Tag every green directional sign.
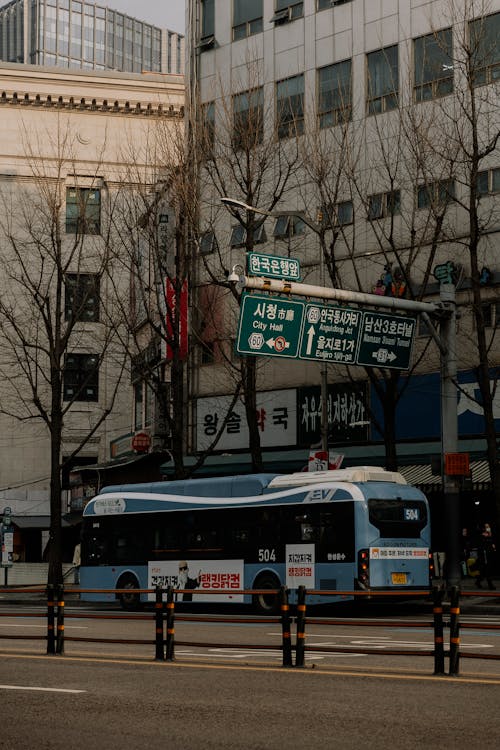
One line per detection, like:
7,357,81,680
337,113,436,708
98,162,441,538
357,311,416,370
298,303,362,364
247,252,301,281
236,293,305,358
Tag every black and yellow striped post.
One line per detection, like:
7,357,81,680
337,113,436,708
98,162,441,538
155,586,164,660
295,585,306,668
46,584,56,655
432,586,445,675
280,586,292,667
165,586,175,661
449,586,460,676
56,584,65,655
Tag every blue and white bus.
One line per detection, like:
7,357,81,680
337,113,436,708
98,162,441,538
80,466,431,612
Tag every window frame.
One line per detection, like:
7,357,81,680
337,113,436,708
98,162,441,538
64,273,100,322
414,28,454,102
233,0,263,40
276,74,305,139
477,167,500,196
65,186,101,235
417,179,455,209
367,190,401,220
232,87,264,149
273,214,306,239
63,353,99,402
272,2,303,24
366,45,399,115
469,12,500,86
317,59,352,128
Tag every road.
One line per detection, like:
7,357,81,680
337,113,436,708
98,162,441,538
1,650,500,750
0,600,500,675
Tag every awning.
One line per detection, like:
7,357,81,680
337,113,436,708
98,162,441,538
399,460,491,490
11,515,73,529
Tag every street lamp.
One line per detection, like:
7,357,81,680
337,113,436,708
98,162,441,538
221,196,329,454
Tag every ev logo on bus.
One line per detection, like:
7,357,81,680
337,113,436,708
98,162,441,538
304,489,337,502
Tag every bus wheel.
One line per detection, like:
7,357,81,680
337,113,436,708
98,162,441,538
253,573,281,615
117,574,141,611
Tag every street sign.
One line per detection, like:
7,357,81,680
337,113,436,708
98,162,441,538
247,252,301,281
298,303,362,364
236,293,305,357
356,311,416,370
235,294,416,371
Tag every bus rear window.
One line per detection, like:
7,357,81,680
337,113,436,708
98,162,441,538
368,499,427,538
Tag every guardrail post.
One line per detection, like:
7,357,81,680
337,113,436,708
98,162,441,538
155,586,164,660
295,586,306,668
432,586,445,675
46,584,56,655
165,586,175,661
449,586,460,676
56,584,65,655
280,586,292,667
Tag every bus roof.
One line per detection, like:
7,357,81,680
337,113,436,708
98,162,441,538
96,466,406,501
268,467,407,488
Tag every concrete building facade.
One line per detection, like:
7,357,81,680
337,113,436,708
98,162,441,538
0,62,184,561
185,1,500,536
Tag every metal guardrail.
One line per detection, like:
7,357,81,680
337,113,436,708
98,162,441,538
0,584,499,675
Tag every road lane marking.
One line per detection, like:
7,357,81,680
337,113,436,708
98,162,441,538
0,684,85,693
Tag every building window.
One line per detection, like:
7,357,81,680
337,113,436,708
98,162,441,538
368,190,401,220
233,87,264,149
233,0,263,40
276,74,304,139
318,59,352,128
200,231,218,255
318,0,352,8
272,2,303,23
417,179,455,209
201,0,215,38
66,187,101,234
202,101,215,150
319,201,353,226
64,353,99,402
134,380,153,430
366,45,398,114
470,12,500,86
479,301,500,329
477,167,500,195
230,223,266,247
273,214,306,239
65,273,100,322
414,29,453,102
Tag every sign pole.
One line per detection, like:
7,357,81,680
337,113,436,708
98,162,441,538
439,282,461,588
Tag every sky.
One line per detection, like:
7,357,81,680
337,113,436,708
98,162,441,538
105,1,186,34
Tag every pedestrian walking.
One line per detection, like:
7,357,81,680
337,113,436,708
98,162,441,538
475,523,496,590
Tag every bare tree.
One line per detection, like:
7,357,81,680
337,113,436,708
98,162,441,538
193,60,302,470
0,120,129,584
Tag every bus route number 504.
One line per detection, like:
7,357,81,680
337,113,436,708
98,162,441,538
258,549,276,562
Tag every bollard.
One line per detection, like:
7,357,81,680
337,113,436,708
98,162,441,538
295,585,306,668
155,586,164,660
46,584,56,655
280,586,293,667
165,586,175,661
449,586,460,676
432,586,445,675
56,584,65,655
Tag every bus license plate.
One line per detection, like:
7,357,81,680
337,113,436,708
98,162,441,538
391,572,407,585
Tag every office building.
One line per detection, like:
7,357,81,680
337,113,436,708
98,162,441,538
0,0,184,74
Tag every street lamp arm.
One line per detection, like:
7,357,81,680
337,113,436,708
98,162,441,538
220,198,321,232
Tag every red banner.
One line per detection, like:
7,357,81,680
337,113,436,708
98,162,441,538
165,279,188,361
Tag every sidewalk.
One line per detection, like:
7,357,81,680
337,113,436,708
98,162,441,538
435,575,500,615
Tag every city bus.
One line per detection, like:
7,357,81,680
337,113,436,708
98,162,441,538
80,466,432,612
